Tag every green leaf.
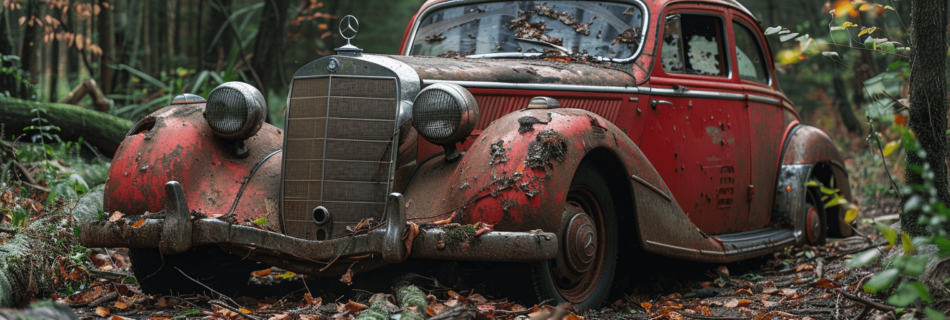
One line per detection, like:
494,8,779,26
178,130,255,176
806,180,820,187
887,281,921,306
845,206,859,223
764,26,784,35
925,307,946,320
780,33,800,42
820,186,839,195
123,277,137,284
278,271,297,279
888,60,908,70
847,249,881,268
912,281,932,302
115,64,167,88
904,255,929,277
863,268,898,293
934,236,950,257
879,42,896,54
875,221,898,246
842,21,858,28
253,216,267,226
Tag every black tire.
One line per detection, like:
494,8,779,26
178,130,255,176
804,188,828,246
130,245,280,297
531,161,618,310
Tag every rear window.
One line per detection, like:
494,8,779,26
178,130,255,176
733,21,770,84
660,14,729,77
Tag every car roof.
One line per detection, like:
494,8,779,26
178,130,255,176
418,0,758,22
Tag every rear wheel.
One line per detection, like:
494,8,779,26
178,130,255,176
804,188,827,245
532,162,618,310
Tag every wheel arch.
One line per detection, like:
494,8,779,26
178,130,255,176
776,125,854,238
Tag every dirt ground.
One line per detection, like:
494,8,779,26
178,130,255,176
62,200,909,320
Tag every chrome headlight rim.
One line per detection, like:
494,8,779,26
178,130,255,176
411,83,479,146
204,81,267,141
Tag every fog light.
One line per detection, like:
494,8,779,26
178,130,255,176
204,82,266,141
412,83,479,161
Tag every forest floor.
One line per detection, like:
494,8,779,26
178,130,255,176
58,198,905,320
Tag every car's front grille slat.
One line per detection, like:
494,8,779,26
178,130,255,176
282,76,398,239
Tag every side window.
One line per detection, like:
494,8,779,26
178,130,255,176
732,22,769,84
661,14,728,77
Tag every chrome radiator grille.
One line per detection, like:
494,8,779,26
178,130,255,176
282,76,398,240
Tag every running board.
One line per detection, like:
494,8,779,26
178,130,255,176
713,228,797,256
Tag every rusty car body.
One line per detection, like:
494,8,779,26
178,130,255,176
80,0,853,308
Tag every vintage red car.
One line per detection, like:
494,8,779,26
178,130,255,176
80,0,854,309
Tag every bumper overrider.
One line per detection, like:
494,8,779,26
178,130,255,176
80,181,558,273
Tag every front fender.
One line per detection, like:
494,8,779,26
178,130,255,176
404,108,724,261
104,103,284,231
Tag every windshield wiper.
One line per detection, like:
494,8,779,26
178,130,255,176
513,37,573,54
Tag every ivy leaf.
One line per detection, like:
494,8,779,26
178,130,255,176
882,141,900,156
887,281,921,306
875,221,898,246
779,33,800,42
863,269,898,293
764,26,784,35
847,249,881,268
900,232,916,255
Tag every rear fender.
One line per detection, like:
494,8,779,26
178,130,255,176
773,125,853,238
104,103,284,230
404,108,724,259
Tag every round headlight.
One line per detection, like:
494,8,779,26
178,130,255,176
204,82,266,140
411,83,479,146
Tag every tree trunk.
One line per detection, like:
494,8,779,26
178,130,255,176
0,97,133,157
0,5,20,98
113,0,142,94
832,76,861,134
98,0,116,94
902,0,950,236
202,0,233,72
66,5,79,89
22,0,39,86
251,0,291,94
49,38,59,102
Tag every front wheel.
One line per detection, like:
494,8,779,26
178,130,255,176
531,162,618,310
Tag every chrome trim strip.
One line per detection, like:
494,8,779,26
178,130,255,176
646,240,700,254
424,79,642,94
423,79,784,106
631,175,671,202
403,0,650,63
747,94,780,105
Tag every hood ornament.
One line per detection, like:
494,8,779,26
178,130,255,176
335,15,363,56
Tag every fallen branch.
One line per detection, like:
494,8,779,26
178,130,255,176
60,79,110,112
838,290,895,313
174,267,242,309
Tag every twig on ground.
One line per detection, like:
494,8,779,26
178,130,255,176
838,290,895,313
851,306,871,320
672,312,747,320
174,267,241,308
210,300,262,320
88,292,118,307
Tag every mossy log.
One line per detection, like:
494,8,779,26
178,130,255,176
0,301,78,319
395,275,429,320
0,214,80,307
0,97,133,157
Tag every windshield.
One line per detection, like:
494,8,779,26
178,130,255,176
409,1,646,61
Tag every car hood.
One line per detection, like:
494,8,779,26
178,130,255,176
387,55,637,88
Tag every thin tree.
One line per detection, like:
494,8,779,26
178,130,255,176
98,0,116,94
902,0,950,236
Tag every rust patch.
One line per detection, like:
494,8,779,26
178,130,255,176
425,33,446,43
517,116,548,134
489,140,509,165
611,28,641,46
525,129,567,169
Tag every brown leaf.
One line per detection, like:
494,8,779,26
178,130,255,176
132,219,146,228
469,293,487,305
268,313,292,320
790,288,813,299
404,221,419,255
343,301,367,313
431,211,457,226
114,301,128,310
701,306,712,316
779,288,797,297
762,300,779,308
641,302,652,313
252,268,272,277
717,265,730,276
340,267,353,286
95,306,110,317
473,223,494,237
761,281,778,294
795,264,814,272
108,211,124,222
733,288,754,295
815,278,841,289
564,313,584,320
723,299,751,308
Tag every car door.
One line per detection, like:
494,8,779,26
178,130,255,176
639,6,752,235
730,14,784,229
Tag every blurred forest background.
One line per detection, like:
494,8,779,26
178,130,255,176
0,0,947,204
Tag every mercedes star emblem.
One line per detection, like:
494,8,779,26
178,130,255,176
340,15,359,43
327,57,340,73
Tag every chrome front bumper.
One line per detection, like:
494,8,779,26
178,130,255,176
80,181,558,272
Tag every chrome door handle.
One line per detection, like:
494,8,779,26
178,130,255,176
651,99,673,110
